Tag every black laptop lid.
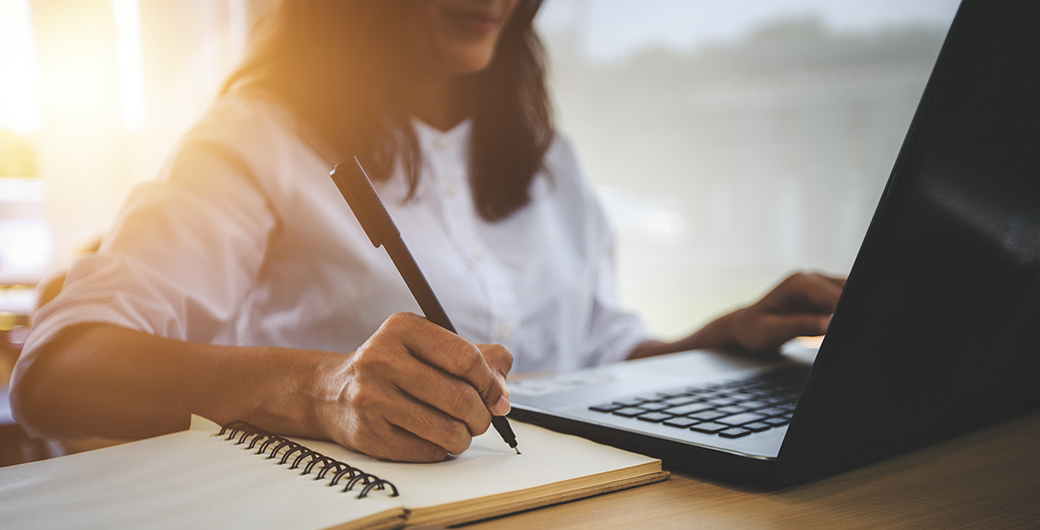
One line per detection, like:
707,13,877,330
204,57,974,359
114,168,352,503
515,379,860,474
776,0,1040,484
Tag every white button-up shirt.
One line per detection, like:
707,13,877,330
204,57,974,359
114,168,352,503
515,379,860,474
14,94,649,403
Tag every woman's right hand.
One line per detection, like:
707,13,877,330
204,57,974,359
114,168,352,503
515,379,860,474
11,315,510,463
314,312,513,462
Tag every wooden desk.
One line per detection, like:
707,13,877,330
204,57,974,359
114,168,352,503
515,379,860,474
464,409,1040,529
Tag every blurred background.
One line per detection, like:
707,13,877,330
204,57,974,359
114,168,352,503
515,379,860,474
0,0,960,353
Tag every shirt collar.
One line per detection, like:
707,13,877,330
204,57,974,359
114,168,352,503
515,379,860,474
412,118,472,161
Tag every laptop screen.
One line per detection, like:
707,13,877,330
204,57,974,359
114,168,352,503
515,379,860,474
778,0,1040,483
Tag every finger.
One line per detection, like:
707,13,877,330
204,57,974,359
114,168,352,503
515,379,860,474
388,352,492,436
323,383,452,462
384,425,451,462
821,274,848,289
383,391,474,456
477,343,513,401
750,313,831,352
783,273,845,313
804,273,845,309
382,313,509,416
348,419,450,463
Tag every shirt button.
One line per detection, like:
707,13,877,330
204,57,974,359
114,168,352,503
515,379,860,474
472,251,485,262
496,325,513,342
435,137,449,151
445,184,459,197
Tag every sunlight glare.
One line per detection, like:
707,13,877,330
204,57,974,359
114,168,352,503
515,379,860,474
112,0,146,132
0,0,43,135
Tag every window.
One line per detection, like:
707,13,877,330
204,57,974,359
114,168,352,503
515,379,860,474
537,0,960,335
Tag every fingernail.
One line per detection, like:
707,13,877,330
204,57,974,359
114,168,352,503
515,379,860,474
492,395,511,416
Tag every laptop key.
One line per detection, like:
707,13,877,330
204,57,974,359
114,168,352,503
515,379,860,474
690,410,728,422
717,413,768,426
756,407,788,417
743,422,771,432
662,417,700,428
719,428,752,438
662,403,715,416
661,396,701,407
737,400,770,410
764,417,790,426
638,402,672,412
726,392,758,402
690,422,729,434
707,397,740,406
636,412,673,423
589,403,624,413
691,392,723,401
612,407,646,418
613,399,648,407
716,405,750,415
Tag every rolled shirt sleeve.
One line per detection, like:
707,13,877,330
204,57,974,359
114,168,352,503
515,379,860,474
12,95,653,437
12,97,280,432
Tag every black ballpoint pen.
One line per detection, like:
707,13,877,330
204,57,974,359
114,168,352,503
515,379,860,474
330,156,520,455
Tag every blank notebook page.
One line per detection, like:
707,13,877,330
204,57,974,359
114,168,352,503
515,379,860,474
0,418,405,530
298,418,663,526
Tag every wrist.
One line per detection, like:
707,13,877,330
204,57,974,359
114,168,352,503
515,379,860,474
197,346,337,440
687,310,745,352
266,348,349,440
302,349,354,441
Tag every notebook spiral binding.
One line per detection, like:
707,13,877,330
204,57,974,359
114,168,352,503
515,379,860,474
217,420,399,499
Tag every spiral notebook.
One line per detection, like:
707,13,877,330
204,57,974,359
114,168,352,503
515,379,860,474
0,415,666,530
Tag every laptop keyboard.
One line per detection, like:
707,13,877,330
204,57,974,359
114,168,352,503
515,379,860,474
588,365,810,439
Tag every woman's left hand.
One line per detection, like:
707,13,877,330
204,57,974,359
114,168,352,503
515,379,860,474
629,271,846,359
720,272,846,354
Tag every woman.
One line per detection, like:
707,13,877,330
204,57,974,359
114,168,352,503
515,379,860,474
10,0,844,462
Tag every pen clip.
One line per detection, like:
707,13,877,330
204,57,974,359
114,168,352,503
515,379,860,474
330,157,398,249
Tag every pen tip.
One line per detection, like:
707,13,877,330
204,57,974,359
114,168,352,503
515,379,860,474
513,447,521,455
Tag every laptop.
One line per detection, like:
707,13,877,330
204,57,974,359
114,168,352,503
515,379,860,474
508,0,1040,485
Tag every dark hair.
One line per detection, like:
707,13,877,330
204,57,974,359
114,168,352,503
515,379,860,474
222,0,553,221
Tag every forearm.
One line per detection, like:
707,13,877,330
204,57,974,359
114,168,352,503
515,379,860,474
628,311,742,360
628,272,844,360
12,323,342,441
